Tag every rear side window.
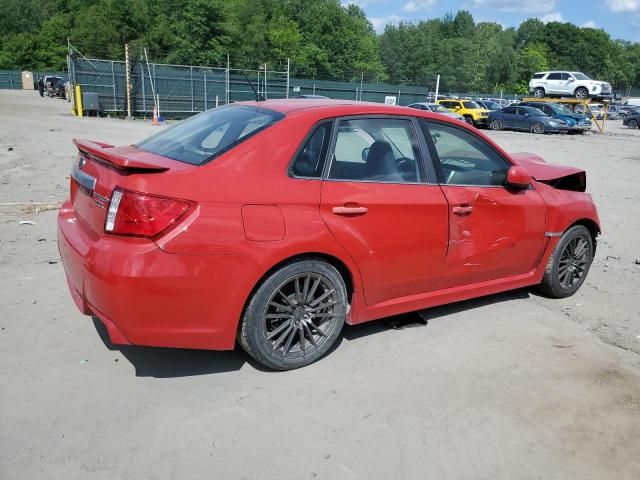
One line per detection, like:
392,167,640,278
532,73,545,79
547,72,562,80
136,105,284,165
503,107,516,114
290,122,332,178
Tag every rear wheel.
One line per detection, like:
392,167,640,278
628,119,638,129
531,122,545,134
533,87,545,98
574,87,589,100
538,225,594,298
490,119,503,131
239,259,347,370
464,116,474,126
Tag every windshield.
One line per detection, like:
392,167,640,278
463,101,481,109
136,105,284,165
484,101,500,110
432,105,450,113
548,104,572,115
572,73,591,80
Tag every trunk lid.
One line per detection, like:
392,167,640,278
69,139,182,238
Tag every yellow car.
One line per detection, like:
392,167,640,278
436,99,490,127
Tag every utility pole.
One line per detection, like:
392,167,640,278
125,43,132,118
434,74,440,103
359,72,364,101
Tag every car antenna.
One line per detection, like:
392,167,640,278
242,72,265,102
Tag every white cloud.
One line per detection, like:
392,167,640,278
539,12,564,23
467,0,555,14
581,20,598,28
369,14,404,33
403,0,437,13
605,0,640,12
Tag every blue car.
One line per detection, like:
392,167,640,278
488,105,569,134
520,102,592,133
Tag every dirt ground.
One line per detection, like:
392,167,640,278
1,90,639,479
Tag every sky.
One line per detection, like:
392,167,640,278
344,0,640,42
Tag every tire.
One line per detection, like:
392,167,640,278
531,122,545,134
533,87,545,98
574,87,589,100
239,259,348,370
464,116,474,126
628,119,638,129
490,119,503,131
538,225,594,298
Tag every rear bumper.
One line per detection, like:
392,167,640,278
57,201,262,350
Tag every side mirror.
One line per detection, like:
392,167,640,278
506,166,532,189
361,147,370,162
568,77,575,82
523,112,530,117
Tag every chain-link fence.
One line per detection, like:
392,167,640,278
0,70,67,90
4,59,639,115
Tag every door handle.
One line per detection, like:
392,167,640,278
332,206,368,215
452,205,474,215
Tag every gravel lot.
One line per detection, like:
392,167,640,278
1,90,639,479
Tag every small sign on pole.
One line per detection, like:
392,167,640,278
293,86,300,93
384,96,397,105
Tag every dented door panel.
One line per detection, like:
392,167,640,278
437,185,546,289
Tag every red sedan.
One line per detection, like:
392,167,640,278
58,100,600,370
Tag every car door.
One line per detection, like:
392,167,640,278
421,120,546,289
500,106,518,129
320,116,449,305
545,72,563,94
513,107,533,130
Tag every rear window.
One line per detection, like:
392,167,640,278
136,105,284,165
463,101,481,109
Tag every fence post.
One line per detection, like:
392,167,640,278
111,61,117,113
286,58,290,99
204,71,208,110
226,54,230,104
398,89,401,105
190,66,194,112
140,62,146,113
125,43,132,118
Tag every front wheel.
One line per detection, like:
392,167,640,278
531,122,545,134
538,225,594,298
239,259,348,370
628,119,639,129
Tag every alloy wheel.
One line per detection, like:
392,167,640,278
534,88,545,98
557,235,590,289
532,122,545,134
490,120,503,130
262,273,341,359
575,88,588,100
629,119,638,129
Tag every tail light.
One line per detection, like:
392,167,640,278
105,188,192,238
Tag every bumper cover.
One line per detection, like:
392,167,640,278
57,202,261,350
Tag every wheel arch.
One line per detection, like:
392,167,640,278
237,252,358,335
568,218,600,251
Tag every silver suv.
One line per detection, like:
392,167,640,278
529,71,612,100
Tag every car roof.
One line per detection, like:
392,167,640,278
236,99,434,116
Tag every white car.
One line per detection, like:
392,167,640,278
529,71,612,100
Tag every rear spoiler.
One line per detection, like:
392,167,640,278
73,139,169,172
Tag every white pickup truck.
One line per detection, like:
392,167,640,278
529,71,612,100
